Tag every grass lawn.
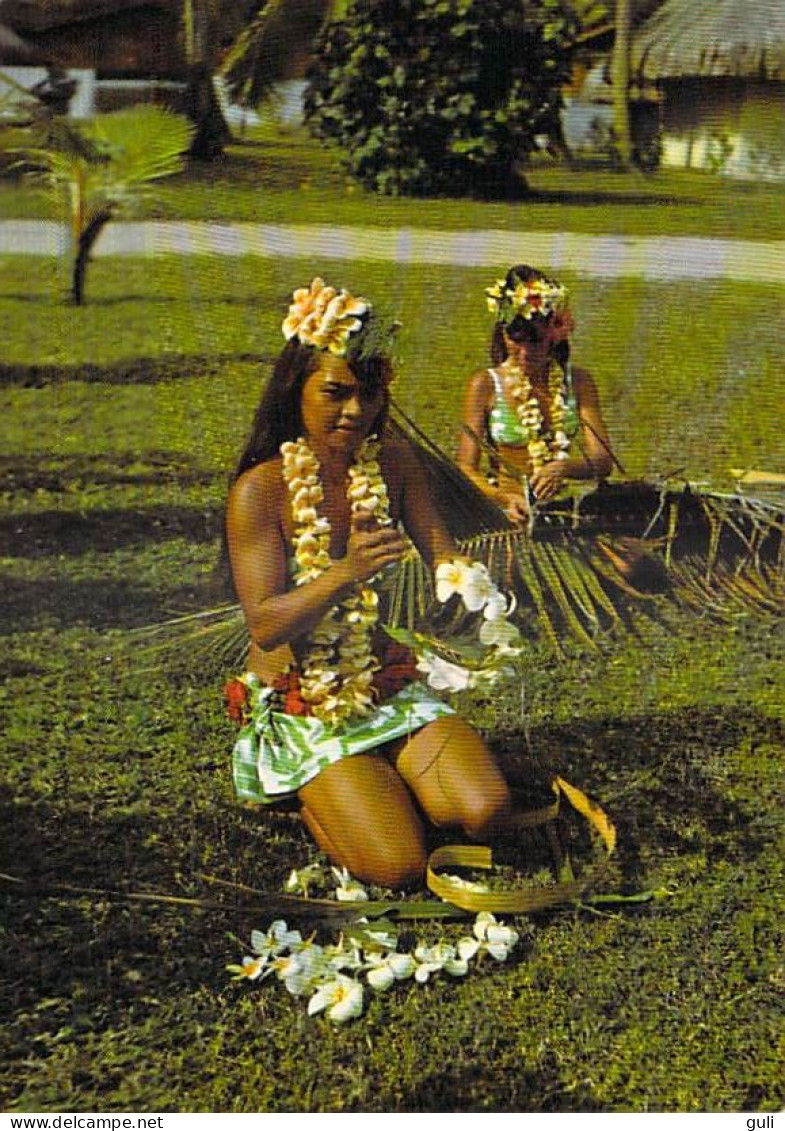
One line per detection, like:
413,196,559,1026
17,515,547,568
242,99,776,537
1,251,783,1112
1,126,785,240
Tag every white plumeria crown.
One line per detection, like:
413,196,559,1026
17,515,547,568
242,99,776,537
485,273,568,324
282,277,370,357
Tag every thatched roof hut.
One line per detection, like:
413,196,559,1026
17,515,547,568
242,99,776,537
0,0,184,73
632,0,785,81
630,0,785,181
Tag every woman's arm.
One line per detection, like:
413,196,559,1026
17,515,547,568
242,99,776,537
529,367,614,501
574,368,614,479
390,437,458,567
457,370,529,522
226,462,408,651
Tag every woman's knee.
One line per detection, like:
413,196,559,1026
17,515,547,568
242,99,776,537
460,783,512,839
353,840,428,890
399,715,512,836
301,803,427,888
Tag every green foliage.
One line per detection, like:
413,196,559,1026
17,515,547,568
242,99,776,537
304,0,576,197
18,106,195,226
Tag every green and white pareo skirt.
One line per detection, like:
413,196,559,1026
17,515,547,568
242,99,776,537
231,674,454,804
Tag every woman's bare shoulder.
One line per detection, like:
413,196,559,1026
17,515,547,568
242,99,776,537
571,364,599,397
228,458,285,517
467,367,493,393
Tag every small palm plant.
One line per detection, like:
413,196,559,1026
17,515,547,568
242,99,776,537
15,104,194,304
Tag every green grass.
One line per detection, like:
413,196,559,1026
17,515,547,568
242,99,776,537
2,127,785,239
1,253,784,1112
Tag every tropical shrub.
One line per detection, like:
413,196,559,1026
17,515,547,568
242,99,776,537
304,0,575,197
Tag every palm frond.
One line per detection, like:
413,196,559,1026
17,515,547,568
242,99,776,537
83,107,195,194
218,0,333,108
124,414,784,671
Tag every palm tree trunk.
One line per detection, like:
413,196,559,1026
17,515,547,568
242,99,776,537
611,0,633,168
182,0,230,160
72,208,113,305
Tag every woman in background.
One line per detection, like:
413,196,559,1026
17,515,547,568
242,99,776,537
458,264,614,523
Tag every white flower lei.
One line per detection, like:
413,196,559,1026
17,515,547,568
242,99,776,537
280,434,391,727
502,356,571,474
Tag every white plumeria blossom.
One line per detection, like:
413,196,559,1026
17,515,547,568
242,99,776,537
284,863,327,896
479,616,523,654
307,974,365,1024
250,919,302,959
435,559,468,603
461,561,497,612
416,652,476,693
366,951,416,992
271,950,320,997
228,954,268,981
413,942,470,983
331,865,369,902
472,912,520,961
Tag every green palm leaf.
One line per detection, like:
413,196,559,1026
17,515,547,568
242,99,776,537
79,106,195,198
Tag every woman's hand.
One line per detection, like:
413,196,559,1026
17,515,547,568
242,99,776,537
342,511,409,582
529,460,567,502
499,491,530,524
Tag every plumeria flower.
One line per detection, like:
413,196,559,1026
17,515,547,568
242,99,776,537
226,954,268,981
417,653,476,693
482,588,511,621
284,863,327,897
250,919,302,959
472,913,520,962
440,874,490,894
272,946,325,997
307,975,365,1024
413,942,470,983
479,616,522,654
435,559,469,603
461,562,497,612
353,919,399,952
331,866,369,902
366,951,416,992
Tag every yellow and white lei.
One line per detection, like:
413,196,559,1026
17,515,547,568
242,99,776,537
281,434,390,727
503,357,571,474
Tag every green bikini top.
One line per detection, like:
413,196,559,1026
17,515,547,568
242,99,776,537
487,366,580,448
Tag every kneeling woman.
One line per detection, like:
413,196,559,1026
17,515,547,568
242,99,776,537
226,278,512,889
458,265,614,523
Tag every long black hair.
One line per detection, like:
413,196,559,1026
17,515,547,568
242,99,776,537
232,337,394,482
489,264,570,371
218,337,393,596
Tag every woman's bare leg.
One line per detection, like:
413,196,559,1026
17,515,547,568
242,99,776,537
394,715,512,838
298,753,428,889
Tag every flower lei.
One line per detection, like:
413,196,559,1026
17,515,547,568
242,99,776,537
280,434,391,727
503,356,572,473
228,865,522,1025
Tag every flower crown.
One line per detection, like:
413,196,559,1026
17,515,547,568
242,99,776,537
282,277,370,357
485,275,569,324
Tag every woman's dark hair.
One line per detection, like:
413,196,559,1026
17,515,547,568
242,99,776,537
218,336,393,596
489,264,570,370
232,337,393,481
